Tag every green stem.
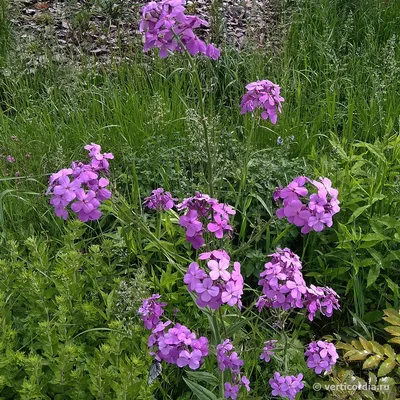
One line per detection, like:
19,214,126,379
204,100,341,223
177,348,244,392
173,30,214,197
235,117,255,210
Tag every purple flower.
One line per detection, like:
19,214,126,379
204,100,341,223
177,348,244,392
273,175,340,234
53,175,80,202
47,143,112,222
184,251,243,310
305,340,338,374
224,382,239,400
195,278,219,302
208,258,231,281
184,262,207,291
240,80,284,123
269,372,304,400
221,281,243,306
140,0,220,60
71,189,101,222
6,155,15,163
138,294,167,330
179,209,203,237
144,187,177,211
260,340,277,362
178,192,235,248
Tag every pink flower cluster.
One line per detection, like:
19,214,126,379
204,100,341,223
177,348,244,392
144,188,177,211
184,250,244,310
148,321,209,370
140,0,220,59
217,339,250,400
305,340,338,374
269,372,304,400
178,192,235,249
46,143,113,222
138,294,167,330
240,80,284,124
255,248,340,320
260,340,277,363
274,176,340,234
139,294,208,370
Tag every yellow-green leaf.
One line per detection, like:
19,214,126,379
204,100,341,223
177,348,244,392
359,337,373,353
383,344,396,359
363,355,383,369
371,341,385,355
351,340,364,351
388,337,400,345
336,341,355,351
385,325,400,336
348,350,369,361
377,358,397,377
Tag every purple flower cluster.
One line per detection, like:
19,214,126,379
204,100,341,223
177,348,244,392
303,285,340,321
139,294,209,370
216,339,250,399
256,248,307,311
269,372,304,400
240,80,284,124
148,321,209,370
140,0,220,59
178,192,235,249
46,143,113,222
144,187,177,211
184,250,244,310
274,176,340,234
260,340,277,363
305,340,338,374
138,294,167,330
255,248,340,320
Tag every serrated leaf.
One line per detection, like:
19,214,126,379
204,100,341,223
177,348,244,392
363,355,383,369
377,358,397,377
183,377,218,400
383,309,400,326
385,326,400,336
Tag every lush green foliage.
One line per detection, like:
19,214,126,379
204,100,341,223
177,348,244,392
1,0,400,398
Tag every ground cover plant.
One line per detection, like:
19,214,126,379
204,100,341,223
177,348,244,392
1,0,400,399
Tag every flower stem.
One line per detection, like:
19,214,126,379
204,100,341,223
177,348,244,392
172,30,214,197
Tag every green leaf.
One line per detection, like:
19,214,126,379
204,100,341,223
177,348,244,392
183,377,218,400
185,371,218,385
362,233,388,242
384,325,400,336
348,205,370,223
363,355,382,369
377,358,397,377
367,264,380,287
363,311,383,323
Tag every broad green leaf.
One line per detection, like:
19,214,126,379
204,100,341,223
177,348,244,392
377,358,397,377
370,341,385,356
383,344,396,359
183,377,218,400
362,355,382,369
362,233,388,242
383,309,400,326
